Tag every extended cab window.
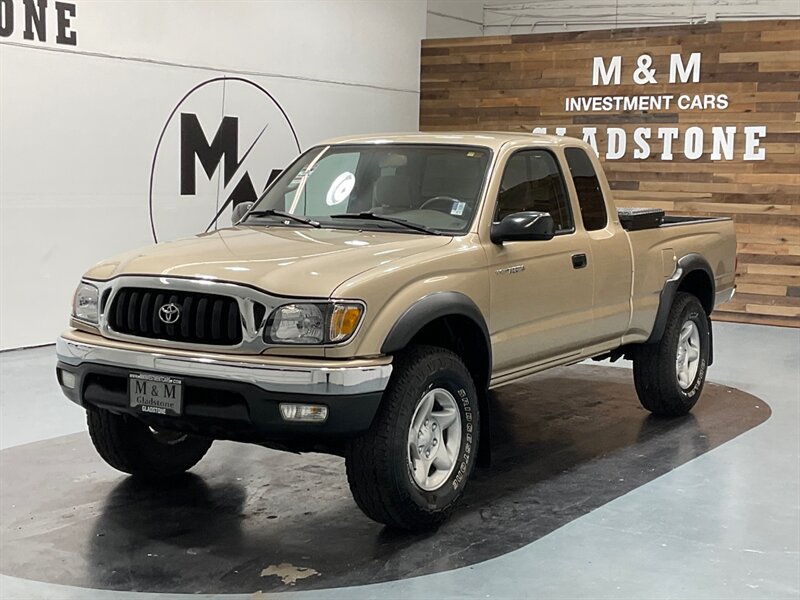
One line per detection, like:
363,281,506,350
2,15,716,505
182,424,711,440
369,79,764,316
564,147,608,231
495,150,573,233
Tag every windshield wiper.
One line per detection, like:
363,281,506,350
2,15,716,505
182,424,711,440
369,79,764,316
245,209,321,228
329,212,442,235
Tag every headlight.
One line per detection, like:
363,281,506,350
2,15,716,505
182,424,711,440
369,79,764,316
265,302,363,345
72,282,99,323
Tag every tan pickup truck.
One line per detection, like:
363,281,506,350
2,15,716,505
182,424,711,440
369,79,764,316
57,132,736,530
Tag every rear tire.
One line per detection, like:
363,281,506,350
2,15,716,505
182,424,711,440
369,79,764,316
87,408,212,479
633,292,710,417
345,345,480,531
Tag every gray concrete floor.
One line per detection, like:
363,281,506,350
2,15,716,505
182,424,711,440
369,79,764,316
1,321,798,599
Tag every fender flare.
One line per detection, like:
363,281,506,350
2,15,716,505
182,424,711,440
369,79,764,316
381,292,491,369
646,253,715,358
381,291,493,466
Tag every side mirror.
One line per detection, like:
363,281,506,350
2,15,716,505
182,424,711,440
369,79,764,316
231,201,254,225
491,211,555,244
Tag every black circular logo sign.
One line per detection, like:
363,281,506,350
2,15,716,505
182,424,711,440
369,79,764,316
148,77,301,243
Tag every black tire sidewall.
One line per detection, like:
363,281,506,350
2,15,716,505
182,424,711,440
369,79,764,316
404,371,478,510
668,297,710,404
398,365,479,511
87,408,211,477
129,418,211,471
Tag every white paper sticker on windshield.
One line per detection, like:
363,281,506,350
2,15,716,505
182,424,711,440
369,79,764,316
451,201,466,216
326,172,356,206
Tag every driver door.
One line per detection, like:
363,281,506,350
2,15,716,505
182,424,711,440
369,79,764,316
486,149,595,373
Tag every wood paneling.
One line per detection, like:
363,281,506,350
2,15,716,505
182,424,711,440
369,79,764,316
421,19,800,327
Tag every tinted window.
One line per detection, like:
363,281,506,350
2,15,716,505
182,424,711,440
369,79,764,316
421,153,484,200
495,150,573,233
564,147,608,231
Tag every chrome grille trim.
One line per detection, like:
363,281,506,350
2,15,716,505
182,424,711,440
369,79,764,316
108,287,244,346
81,276,289,354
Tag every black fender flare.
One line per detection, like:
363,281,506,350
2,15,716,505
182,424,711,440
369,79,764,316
646,253,715,362
381,291,491,375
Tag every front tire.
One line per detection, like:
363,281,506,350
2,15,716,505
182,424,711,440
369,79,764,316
345,345,480,531
87,408,212,479
633,292,710,416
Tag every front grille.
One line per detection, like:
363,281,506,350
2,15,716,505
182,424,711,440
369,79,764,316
108,287,243,346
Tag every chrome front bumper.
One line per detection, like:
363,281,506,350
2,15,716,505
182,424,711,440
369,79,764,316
56,336,392,396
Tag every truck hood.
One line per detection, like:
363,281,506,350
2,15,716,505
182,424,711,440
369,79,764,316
84,226,453,298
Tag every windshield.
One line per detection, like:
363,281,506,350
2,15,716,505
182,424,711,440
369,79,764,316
246,144,492,234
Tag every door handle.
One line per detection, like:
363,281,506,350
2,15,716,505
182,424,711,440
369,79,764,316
572,253,588,269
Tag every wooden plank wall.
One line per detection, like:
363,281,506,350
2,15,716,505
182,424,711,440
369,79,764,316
421,19,800,327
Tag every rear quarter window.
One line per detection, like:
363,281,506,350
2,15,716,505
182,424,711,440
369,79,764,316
564,148,608,231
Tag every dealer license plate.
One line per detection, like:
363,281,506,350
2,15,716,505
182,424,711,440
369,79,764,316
129,373,183,416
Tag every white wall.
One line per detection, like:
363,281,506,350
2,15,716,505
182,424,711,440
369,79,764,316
427,0,799,38
483,0,799,34
426,0,484,38
0,0,427,349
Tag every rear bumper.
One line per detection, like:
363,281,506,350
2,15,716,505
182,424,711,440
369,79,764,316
714,286,736,308
56,333,392,445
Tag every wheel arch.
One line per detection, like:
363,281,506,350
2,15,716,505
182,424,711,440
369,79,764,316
381,292,493,466
646,253,715,359
381,292,491,389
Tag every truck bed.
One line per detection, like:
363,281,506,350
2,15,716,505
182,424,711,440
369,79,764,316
622,211,737,340
618,208,730,232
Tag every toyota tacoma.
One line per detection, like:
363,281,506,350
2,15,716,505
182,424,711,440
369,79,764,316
57,132,737,530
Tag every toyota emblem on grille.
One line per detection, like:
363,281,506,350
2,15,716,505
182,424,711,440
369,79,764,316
158,303,181,324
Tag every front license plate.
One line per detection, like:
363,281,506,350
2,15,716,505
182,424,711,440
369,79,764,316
129,373,183,416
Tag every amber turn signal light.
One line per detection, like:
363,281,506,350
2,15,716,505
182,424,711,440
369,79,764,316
329,304,363,342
